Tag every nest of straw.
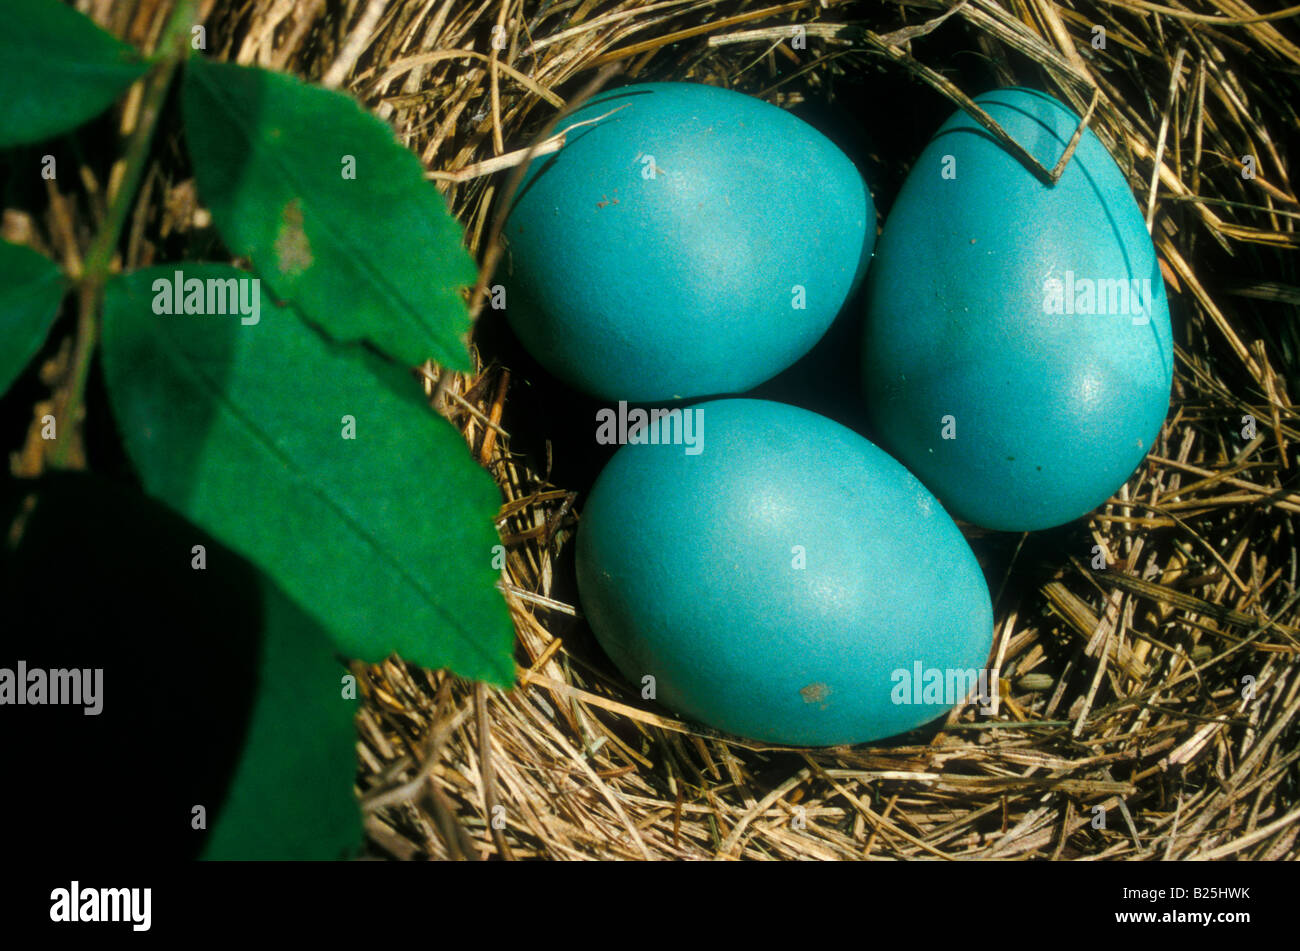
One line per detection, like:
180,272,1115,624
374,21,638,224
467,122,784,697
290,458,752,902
143,0,1300,858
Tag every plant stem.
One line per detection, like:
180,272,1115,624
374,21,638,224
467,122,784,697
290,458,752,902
49,0,197,470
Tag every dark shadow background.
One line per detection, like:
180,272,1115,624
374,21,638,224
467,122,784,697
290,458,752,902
0,473,260,859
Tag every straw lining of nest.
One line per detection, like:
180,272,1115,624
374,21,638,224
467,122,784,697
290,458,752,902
181,0,1300,859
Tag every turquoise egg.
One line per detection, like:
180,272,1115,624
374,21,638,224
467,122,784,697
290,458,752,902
861,88,1173,531
575,399,993,747
503,82,873,402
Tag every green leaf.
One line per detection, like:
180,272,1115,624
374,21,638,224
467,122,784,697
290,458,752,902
181,57,478,371
202,577,361,860
0,0,149,147
0,240,66,396
101,263,515,684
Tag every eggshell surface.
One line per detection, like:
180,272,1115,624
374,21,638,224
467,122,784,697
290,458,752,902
575,399,993,747
503,82,873,402
861,87,1173,531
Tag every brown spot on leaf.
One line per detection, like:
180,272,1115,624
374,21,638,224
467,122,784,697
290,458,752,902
274,197,313,277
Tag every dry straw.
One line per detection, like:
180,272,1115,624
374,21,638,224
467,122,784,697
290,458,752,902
103,0,1300,858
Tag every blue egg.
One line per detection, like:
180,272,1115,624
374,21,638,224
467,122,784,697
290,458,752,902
503,83,873,402
575,399,993,747
861,88,1173,531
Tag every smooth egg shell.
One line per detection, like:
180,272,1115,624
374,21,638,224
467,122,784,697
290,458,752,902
861,87,1173,531
503,82,873,402
575,399,993,746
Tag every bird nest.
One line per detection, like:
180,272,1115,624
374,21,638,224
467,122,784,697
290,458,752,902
204,0,1299,859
